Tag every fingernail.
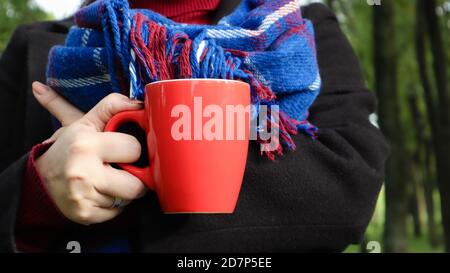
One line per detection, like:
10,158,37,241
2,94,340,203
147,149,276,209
130,99,144,104
32,82,48,95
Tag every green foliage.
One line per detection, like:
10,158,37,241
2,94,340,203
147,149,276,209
333,0,375,89
345,188,445,253
0,0,52,53
332,0,450,253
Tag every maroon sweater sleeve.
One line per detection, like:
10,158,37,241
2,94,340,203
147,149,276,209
15,143,71,252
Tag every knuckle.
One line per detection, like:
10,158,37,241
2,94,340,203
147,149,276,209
67,192,85,206
66,196,93,225
105,92,125,102
65,165,88,182
75,207,93,224
68,135,94,155
103,93,125,110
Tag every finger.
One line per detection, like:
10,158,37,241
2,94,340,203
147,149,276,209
94,165,146,201
32,82,84,126
89,191,131,209
95,132,141,163
80,206,124,225
80,93,143,131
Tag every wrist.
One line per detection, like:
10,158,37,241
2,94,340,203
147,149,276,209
15,142,71,252
34,142,54,186
27,141,67,219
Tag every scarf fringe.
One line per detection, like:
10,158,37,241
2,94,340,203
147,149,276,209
130,13,193,82
129,14,318,160
256,107,318,161
114,1,320,160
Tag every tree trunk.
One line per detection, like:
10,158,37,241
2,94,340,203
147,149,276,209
408,91,439,246
373,1,409,253
409,176,422,238
415,1,440,249
415,1,438,135
420,0,450,251
425,140,439,248
408,93,428,239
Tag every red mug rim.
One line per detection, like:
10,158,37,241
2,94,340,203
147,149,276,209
146,78,250,87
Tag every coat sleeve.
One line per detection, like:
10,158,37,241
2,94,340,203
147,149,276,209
137,3,389,253
0,25,32,253
0,25,31,171
0,154,28,252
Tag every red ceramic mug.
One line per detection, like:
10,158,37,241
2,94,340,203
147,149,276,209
105,79,250,213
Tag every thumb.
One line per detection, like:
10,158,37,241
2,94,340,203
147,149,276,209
79,93,143,131
32,82,84,126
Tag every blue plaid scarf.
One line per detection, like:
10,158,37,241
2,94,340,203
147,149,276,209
46,0,321,158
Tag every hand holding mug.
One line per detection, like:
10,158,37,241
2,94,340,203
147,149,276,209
32,78,250,225
32,82,146,225
105,79,250,213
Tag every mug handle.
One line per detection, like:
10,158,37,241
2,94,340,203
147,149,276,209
104,110,155,191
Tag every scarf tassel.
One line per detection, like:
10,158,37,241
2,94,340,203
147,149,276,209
128,14,317,160
130,13,193,83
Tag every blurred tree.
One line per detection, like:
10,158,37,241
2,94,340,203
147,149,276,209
408,92,438,245
373,0,410,252
418,0,450,251
0,0,51,53
415,0,440,248
329,0,449,253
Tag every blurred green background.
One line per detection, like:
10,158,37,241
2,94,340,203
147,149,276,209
325,0,450,253
1,0,450,253
0,0,51,51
